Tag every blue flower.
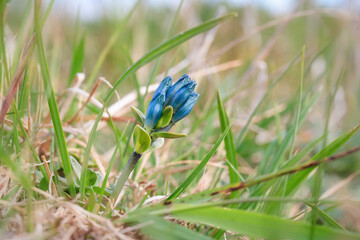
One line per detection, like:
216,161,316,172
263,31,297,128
144,77,173,130
153,76,172,98
144,74,199,131
165,74,191,105
144,93,166,130
172,92,199,123
168,81,197,112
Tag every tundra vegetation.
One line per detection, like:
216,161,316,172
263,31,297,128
0,0,360,239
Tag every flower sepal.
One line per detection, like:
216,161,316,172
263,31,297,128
154,106,173,129
131,106,145,125
133,125,151,154
151,132,187,139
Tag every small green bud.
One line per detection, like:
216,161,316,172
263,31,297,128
155,106,173,129
151,132,186,139
133,125,151,154
131,106,146,125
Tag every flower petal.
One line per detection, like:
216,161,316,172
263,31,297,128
144,93,165,130
168,81,197,112
165,74,191,105
172,92,199,123
153,76,173,99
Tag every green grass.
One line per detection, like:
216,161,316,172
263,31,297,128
34,0,75,196
1,0,360,239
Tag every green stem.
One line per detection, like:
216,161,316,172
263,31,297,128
111,152,142,203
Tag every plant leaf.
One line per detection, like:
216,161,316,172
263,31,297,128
131,106,146,125
171,206,360,240
152,132,186,139
69,155,82,180
217,90,240,184
133,125,151,154
34,1,75,196
304,201,346,230
155,106,173,129
85,169,98,186
136,215,211,240
68,34,85,86
286,123,360,195
167,119,233,200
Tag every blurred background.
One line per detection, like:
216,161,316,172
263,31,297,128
3,0,360,232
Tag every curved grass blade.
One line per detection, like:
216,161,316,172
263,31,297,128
304,201,346,231
79,13,237,198
171,206,360,240
289,45,306,159
217,90,241,184
68,34,85,86
160,144,360,206
137,215,211,240
12,103,49,183
34,0,75,196
278,94,319,170
167,120,233,200
85,0,140,88
285,123,360,195
141,0,184,106
235,50,302,148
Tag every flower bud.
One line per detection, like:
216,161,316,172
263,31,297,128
153,76,173,98
165,74,191,105
172,92,199,123
168,81,197,112
144,93,165,130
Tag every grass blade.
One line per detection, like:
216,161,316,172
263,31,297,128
85,0,140,88
0,146,34,231
260,47,306,215
160,144,360,206
137,215,211,240
289,45,306,158
171,206,360,240
236,50,302,148
0,0,10,84
304,201,346,231
264,92,319,174
10,103,49,182
216,90,241,184
0,36,35,124
167,121,233,200
68,34,85,86
215,89,243,220
34,0,75,196
0,146,32,192
285,123,360,195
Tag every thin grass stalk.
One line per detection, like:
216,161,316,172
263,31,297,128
34,0,75,196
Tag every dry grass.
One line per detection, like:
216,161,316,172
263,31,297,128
1,1,360,239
